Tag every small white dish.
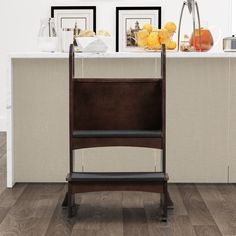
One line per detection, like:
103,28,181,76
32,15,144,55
76,36,108,53
38,37,58,52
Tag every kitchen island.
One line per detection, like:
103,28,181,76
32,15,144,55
7,51,236,187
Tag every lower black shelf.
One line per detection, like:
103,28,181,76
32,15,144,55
67,172,168,182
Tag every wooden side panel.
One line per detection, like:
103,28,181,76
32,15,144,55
73,79,162,131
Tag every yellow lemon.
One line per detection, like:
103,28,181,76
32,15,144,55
161,38,171,46
167,41,177,50
164,22,177,33
138,29,149,39
143,23,153,33
158,29,169,44
147,31,161,50
137,30,149,47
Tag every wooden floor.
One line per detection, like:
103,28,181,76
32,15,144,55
0,133,236,236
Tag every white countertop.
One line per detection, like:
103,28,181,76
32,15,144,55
9,51,236,59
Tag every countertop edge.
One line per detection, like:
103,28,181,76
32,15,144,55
8,51,236,59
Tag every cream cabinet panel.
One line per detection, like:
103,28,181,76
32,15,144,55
167,58,229,183
229,59,236,183
12,57,231,183
13,59,69,182
75,148,161,172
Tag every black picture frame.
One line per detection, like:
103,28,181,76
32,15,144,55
51,6,96,32
116,7,162,52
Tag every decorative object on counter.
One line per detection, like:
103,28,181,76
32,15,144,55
96,30,113,52
137,22,177,51
116,7,161,52
178,0,202,52
190,27,214,52
76,37,108,53
73,22,81,47
180,34,195,52
223,35,236,52
61,28,74,53
38,18,58,52
75,30,111,53
51,6,96,51
61,23,81,53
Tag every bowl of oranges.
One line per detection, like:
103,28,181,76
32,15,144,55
137,22,177,51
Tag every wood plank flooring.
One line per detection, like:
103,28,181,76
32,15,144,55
0,132,236,236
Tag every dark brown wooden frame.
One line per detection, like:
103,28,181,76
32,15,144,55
63,44,173,221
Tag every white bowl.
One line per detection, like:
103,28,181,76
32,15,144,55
76,36,108,53
38,37,58,52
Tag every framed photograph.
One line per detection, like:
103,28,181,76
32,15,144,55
51,6,96,33
116,7,161,52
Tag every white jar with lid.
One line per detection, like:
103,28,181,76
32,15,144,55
61,28,74,53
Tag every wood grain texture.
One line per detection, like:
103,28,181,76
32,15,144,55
123,208,149,236
45,185,76,236
170,215,197,236
178,184,216,226
194,225,222,236
198,184,236,235
0,132,6,191
73,192,123,236
0,184,63,236
168,184,187,216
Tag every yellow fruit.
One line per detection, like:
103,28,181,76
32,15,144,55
147,31,161,50
137,29,149,47
164,22,177,33
138,29,149,39
160,38,170,47
143,23,153,33
167,41,177,50
158,29,168,39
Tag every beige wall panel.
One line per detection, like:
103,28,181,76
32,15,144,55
229,59,236,183
13,59,70,182
167,58,229,182
80,147,161,172
13,59,162,182
13,58,231,183
82,58,158,78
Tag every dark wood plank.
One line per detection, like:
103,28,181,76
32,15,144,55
45,185,76,236
72,191,123,236
0,132,6,159
198,184,236,235
0,153,6,189
170,215,197,236
215,185,236,235
144,195,171,236
178,184,216,226
0,184,27,224
0,184,63,235
123,208,149,236
168,184,188,216
194,225,222,236
71,229,98,236
146,208,197,236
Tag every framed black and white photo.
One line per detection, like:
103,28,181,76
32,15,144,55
116,7,161,52
51,6,96,33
